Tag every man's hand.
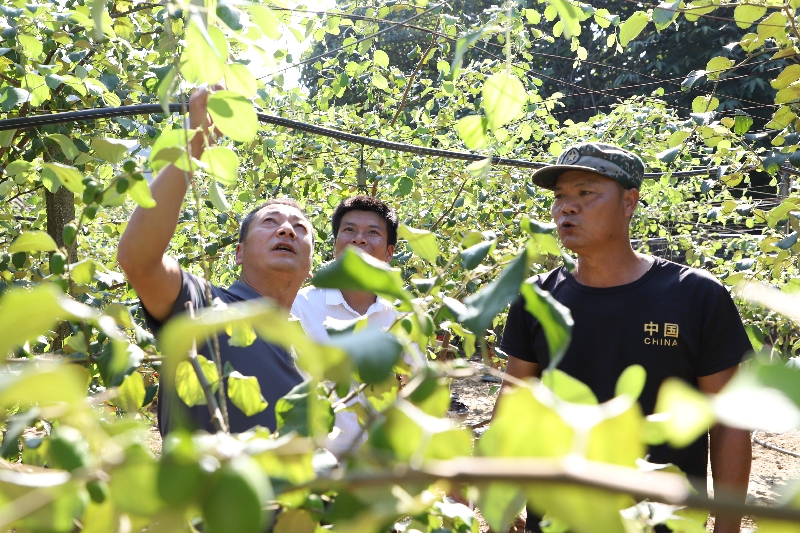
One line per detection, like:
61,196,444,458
186,87,218,159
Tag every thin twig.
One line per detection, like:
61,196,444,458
753,434,800,459
390,19,440,127
331,382,367,410
186,303,227,433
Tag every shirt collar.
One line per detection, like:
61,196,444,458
227,279,263,301
324,288,393,314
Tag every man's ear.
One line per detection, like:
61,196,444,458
234,242,244,265
623,188,639,218
385,244,395,263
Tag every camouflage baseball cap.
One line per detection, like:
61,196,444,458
531,142,645,190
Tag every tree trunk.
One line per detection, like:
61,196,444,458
45,186,76,350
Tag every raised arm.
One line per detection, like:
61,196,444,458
698,366,751,533
118,89,213,322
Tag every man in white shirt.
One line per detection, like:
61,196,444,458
292,195,400,458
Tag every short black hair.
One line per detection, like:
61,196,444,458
238,198,313,244
331,195,398,246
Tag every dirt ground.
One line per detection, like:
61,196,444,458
450,360,800,533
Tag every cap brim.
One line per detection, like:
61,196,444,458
531,164,617,190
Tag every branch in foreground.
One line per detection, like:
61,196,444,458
291,456,800,523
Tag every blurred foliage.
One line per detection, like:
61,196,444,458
1,0,800,531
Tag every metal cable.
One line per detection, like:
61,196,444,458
0,103,796,179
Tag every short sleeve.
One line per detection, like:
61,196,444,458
141,270,208,334
696,287,752,376
499,295,537,363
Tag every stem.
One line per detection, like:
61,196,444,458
390,18,440,128
331,382,367,410
186,303,227,433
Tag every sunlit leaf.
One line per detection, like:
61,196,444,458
312,246,412,304
207,90,258,143
9,231,58,254
520,279,573,371
42,163,84,194
397,225,438,263
228,371,268,416
619,11,649,47
482,71,527,131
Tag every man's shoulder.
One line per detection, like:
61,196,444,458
292,285,334,312
651,257,723,290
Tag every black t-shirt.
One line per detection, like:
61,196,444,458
500,257,751,480
144,270,304,435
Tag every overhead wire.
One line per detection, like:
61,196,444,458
2,102,798,180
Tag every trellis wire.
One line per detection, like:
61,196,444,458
0,103,796,179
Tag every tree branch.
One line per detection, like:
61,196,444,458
186,303,228,433
291,456,800,523
390,19,440,127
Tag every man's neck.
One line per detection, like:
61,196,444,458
341,289,378,316
572,244,653,288
239,270,301,310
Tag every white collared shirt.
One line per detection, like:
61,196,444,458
291,286,399,458
291,286,397,343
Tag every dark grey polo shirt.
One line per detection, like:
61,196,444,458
144,270,304,435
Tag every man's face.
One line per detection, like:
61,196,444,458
334,210,394,263
235,204,314,279
550,170,639,254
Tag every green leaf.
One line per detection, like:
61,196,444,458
24,73,50,106
733,4,766,28
458,247,531,334
109,444,163,515
18,33,43,59
275,381,334,437
466,157,492,179
520,280,573,371
202,146,239,186
705,56,734,80
127,177,156,208
157,66,176,116
9,231,58,253
455,115,488,150
224,63,258,99
92,137,128,163
312,246,412,304
371,72,389,91
181,17,227,85
771,64,800,90
149,129,196,172
619,11,649,47
397,224,438,263
734,114,753,135
712,356,800,431
653,1,680,30
112,371,146,413
373,49,389,68
0,362,88,407
482,71,527,131
548,0,581,38
227,371,268,416
657,146,681,164
451,27,498,79
460,240,494,270
43,162,84,194
47,134,79,161
207,90,258,143
775,231,798,250
615,365,647,400
653,378,713,447
249,5,282,40
543,369,598,404
477,483,526,533
174,355,219,407
209,180,231,211
327,327,402,384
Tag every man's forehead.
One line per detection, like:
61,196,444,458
553,170,616,189
340,210,386,227
258,204,309,221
